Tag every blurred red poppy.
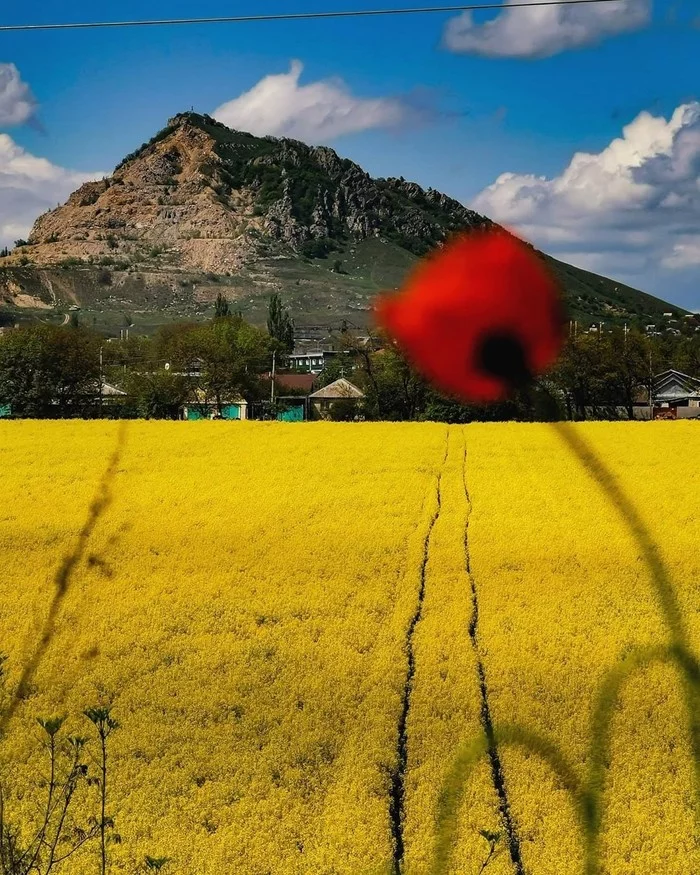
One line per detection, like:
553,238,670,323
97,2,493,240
375,227,564,403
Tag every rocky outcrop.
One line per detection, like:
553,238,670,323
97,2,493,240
0,112,678,327
12,112,489,274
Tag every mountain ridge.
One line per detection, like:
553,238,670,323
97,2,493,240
0,111,684,332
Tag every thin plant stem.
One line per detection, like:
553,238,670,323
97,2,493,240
551,422,700,838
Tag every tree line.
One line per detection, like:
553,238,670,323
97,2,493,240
0,297,698,421
321,324,700,422
0,295,294,420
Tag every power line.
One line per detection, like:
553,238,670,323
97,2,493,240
0,0,628,33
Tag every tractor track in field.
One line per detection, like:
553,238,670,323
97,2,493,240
389,431,449,874
462,435,525,875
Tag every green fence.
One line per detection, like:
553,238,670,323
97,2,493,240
277,404,305,422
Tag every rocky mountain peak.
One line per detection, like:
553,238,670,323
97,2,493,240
0,112,680,330
14,113,489,274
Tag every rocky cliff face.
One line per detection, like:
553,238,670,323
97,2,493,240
0,112,679,329
22,112,489,273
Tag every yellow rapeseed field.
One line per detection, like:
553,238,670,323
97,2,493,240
0,420,698,875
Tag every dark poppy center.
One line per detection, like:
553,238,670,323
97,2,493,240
476,332,532,388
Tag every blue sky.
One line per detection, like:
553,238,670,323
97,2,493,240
1,0,699,306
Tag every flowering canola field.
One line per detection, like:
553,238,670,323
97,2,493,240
0,421,698,875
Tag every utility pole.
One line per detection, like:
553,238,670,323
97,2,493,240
99,345,104,413
648,348,653,421
270,349,276,405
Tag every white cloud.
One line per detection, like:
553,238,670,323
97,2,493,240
213,60,425,142
0,63,37,127
443,0,650,58
662,238,700,269
0,134,103,247
471,102,700,294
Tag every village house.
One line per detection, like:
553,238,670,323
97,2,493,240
287,350,339,375
633,369,700,420
308,378,365,420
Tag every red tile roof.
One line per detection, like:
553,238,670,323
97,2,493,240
262,373,317,393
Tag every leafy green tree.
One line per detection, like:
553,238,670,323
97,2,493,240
214,293,230,319
266,294,295,354
0,324,101,418
124,371,190,419
550,333,609,420
670,334,700,376
551,329,657,420
328,398,359,422
316,353,354,388
370,344,427,420
329,327,382,409
331,327,427,421
157,316,271,415
599,327,652,419
102,334,154,371
419,382,565,424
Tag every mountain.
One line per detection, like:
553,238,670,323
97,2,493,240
0,112,684,335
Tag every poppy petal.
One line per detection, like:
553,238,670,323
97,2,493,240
374,228,564,404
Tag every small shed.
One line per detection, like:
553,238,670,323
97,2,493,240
309,378,365,420
182,390,248,421
276,400,306,422
255,373,317,421
273,374,316,422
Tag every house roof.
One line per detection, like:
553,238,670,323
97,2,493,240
271,373,317,393
654,369,700,400
101,382,127,397
309,378,364,400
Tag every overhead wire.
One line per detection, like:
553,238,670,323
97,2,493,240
0,0,629,32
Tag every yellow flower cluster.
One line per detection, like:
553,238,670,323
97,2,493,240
463,422,700,875
403,429,512,875
0,421,446,874
0,420,698,874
